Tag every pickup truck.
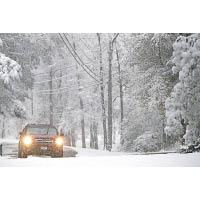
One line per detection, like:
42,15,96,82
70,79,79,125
18,124,64,158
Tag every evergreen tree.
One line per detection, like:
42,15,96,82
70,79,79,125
165,34,200,145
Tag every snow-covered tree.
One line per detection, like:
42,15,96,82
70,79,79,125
0,53,21,85
0,34,38,137
0,51,24,116
165,34,200,145
0,43,25,138
120,33,177,151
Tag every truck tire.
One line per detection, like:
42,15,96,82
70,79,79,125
58,151,63,157
51,151,63,158
22,152,28,158
18,150,22,158
18,150,27,158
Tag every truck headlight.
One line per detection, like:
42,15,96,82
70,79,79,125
55,137,63,146
23,136,32,145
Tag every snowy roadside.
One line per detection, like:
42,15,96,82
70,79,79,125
0,138,18,144
0,139,200,167
0,145,200,167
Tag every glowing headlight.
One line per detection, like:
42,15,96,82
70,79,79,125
23,136,32,145
55,137,63,146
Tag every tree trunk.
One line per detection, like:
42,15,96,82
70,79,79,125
73,42,86,148
97,33,107,150
93,121,98,149
158,35,166,148
90,123,94,149
71,129,76,147
158,35,164,68
115,42,124,144
49,66,53,125
112,122,116,145
80,97,86,148
107,40,113,151
31,90,34,116
1,115,5,139
57,66,63,125
107,34,119,151
65,130,71,146
180,119,188,145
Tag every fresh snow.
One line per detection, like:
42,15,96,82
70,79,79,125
1,138,200,167
0,138,18,144
0,142,200,167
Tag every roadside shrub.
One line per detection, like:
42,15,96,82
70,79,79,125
133,132,162,152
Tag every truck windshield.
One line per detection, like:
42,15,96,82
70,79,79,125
26,127,57,135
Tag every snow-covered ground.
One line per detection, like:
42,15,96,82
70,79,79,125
0,140,200,167
1,140,200,200
0,138,18,144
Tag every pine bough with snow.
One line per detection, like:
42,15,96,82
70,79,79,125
0,50,26,119
165,34,200,150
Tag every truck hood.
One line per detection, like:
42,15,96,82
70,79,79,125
31,135,56,139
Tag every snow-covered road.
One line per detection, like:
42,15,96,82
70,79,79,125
0,142,200,167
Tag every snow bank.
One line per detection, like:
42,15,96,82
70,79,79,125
0,146,200,167
0,138,18,144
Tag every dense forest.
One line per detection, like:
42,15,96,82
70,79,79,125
0,33,199,152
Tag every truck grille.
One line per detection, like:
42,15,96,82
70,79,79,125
35,138,53,143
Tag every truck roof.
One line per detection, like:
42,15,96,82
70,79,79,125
26,124,57,128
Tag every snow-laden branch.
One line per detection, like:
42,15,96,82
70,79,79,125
0,53,21,85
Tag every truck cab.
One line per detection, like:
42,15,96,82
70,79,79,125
18,124,64,158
